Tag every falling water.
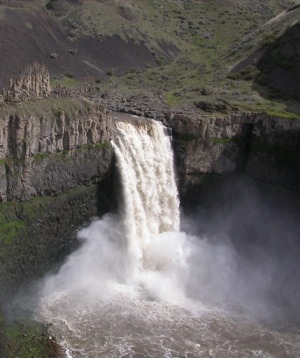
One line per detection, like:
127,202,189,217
34,115,300,358
111,118,180,277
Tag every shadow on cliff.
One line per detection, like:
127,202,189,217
96,153,118,217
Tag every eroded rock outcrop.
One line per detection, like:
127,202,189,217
4,62,51,103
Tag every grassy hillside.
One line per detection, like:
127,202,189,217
0,0,299,116
228,4,300,117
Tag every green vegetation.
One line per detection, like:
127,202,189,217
0,184,99,276
264,109,300,120
0,202,28,256
51,75,80,88
32,153,49,162
2,318,61,358
1,0,298,116
41,0,293,109
0,0,300,113
0,221,25,246
0,97,96,120
165,92,183,107
0,182,105,357
0,184,97,234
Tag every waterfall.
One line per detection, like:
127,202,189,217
112,118,180,274
34,115,299,358
38,116,187,299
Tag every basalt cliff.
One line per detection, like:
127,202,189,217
97,93,300,200
1,64,300,298
0,65,115,304
0,62,300,356
1,1,300,355
169,111,300,204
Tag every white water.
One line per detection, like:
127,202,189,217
111,119,181,282
34,116,300,357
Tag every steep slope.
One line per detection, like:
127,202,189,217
0,6,158,88
228,5,300,115
0,0,292,94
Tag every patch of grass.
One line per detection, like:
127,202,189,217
0,221,25,246
165,92,182,107
5,319,61,358
264,109,300,119
51,76,80,88
33,153,49,162
0,183,97,225
90,0,299,115
7,97,95,119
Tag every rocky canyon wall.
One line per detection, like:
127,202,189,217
1,89,300,300
0,97,115,299
0,99,113,202
97,92,300,196
166,111,300,204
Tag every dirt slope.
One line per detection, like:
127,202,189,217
0,7,159,88
229,6,300,101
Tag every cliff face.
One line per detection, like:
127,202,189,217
96,92,300,194
0,100,113,202
0,98,115,299
166,111,300,200
1,94,300,301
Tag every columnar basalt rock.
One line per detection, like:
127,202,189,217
166,111,300,194
5,62,51,103
94,91,300,192
0,100,113,202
